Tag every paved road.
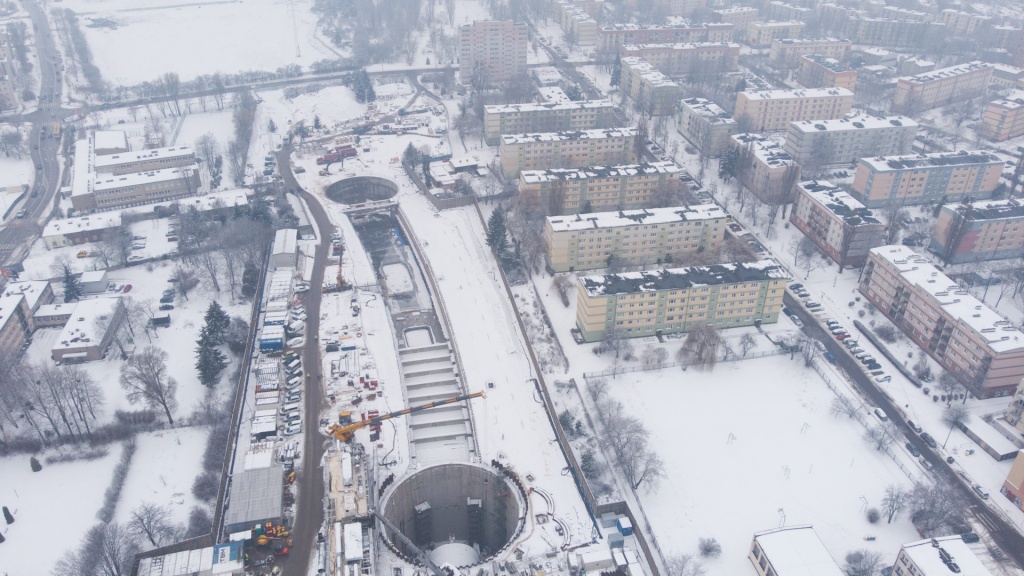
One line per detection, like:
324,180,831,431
784,293,1024,570
275,144,330,576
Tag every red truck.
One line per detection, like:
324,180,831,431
316,146,357,164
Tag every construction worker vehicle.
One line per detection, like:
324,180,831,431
327,392,484,442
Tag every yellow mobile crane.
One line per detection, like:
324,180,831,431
328,392,484,442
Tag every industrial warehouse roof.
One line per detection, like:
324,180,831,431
500,127,636,145
547,204,727,232
731,133,795,167
798,181,881,225
739,87,853,100
580,259,788,297
753,526,845,576
223,465,284,528
899,60,992,83
947,198,1024,221
520,161,678,183
789,114,916,133
859,150,1001,172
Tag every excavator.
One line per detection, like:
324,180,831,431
327,392,484,442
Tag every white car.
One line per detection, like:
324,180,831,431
294,284,310,294
875,375,892,383
284,424,302,436
287,337,305,348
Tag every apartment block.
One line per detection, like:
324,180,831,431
712,7,760,33
845,18,945,48
980,91,1024,142
560,5,598,46
0,37,18,112
784,114,917,167
544,204,728,272
730,133,799,202
850,150,1002,208
859,245,1024,398
746,21,805,47
1001,450,1024,511
930,199,1024,263
575,259,789,341
893,61,993,114
880,6,932,22
770,38,852,68
459,20,528,84
677,97,738,157
499,127,637,178
624,0,706,18
940,9,990,36
798,55,857,90
619,57,681,116
892,537,993,576
518,161,678,214
72,166,201,212
734,87,854,132
93,146,196,175
790,181,885,267
483,99,615,144
597,22,733,52
620,42,740,75
765,1,811,22
0,293,32,353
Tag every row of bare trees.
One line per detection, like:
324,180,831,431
587,378,665,490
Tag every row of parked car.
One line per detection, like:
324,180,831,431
281,351,304,436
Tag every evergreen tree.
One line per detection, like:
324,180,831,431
313,115,322,130
486,207,509,255
195,327,227,389
241,262,260,298
403,143,419,165
610,56,621,87
203,302,231,345
422,156,432,187
719,147,739,181
365,82,376,102
267,118,277,133
62,266,82,302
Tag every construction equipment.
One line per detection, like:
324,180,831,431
327,392,484,442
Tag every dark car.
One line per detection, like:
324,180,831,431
905,442,920,457
866,363,882,370
921,433,937,448
907,420,922,433
159,296,174,304
159,304,174,311
961,533,980,543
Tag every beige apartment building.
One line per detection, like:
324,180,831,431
560,6,598,46
746,21,805,47
930,199,1024,264
499,127,637,178
850,150,1002,208
0,292,34,354
597,22,733,52
765,1,811,22
893,61,994,114
483,99,615,144
860,245,1024,398
845,18,945,48
72,165,201,212
979,92,1024,142
459,20,528,84
734,88,854,132
784,114,917,167
798,55,857,90
544,204,728,272
939,9,990,36
619,57,681,116
620,42,740,75
575,259,789,341
518,161,678,214
730,133,799,202
892,537,993,576
1000,450,1024,511
770,38,852,68
623,0,704,17
93,146,196,175
790,181,885,267
677,97,738,157
712,7,760,36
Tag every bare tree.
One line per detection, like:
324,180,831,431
193,133,219,168
864,421,899,451
844,550,884,576
599,327,634,376
98,522,141,576
797,336,816,367
739,333,757,357
881,484,908,523
641,346,668,370
128,503,175,547
883,204,909,245
682,323,722,370
666,554,706,576
170,267,200,300
788,236,827,280
120,346,178,425
830,395,858,418
936,372,963,406
910,480,963,535
551,275,574,307
942,403,970,447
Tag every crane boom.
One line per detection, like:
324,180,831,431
373,509,447,576
328,392,484,442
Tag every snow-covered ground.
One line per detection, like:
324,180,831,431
112,427,208,526
0,124,35,218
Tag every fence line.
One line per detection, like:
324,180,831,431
583,347,786,378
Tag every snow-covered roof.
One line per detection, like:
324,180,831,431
34,302,76,319
798,181,881,225
858,150,1001,172
92,130,128,152
136,546,215,576
900,537,993,576
621,41,741,51
800,54,852,72
680,97,736,124
175,189,251,212
714,6,758,13
89,166,198,194
53,296,122,351
43,212,122,238
774,37,850,45
753,525,845,576
93,145,195,169
740,87,853,100
621,57,678,88
988,91,1024,111
579,259,789,297
749,20,805,28
789,114,916,133
547,204,727,232
79,270,107,284
870,246,1024,353
731,133,795,167
601,21,732,32
1,281,50,310
945,198,1024,221
485,98,613,114
899,60,992,84
273,228,298,256
500,127,637,145
521,161,678,183
531,66,562,85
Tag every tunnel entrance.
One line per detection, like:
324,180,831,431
379,464,526,567
325,176,398,205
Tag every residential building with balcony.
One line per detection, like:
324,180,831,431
676,97,738,158
597,22,733,52
790,181,885,267
930,199,1024,264
770,38,852,68
746,20,805,47
893,61,994,114
730,133,799,202
483,99,615,145
798,54,857,90
783,114,917,167
845,18,945,48
560,6,598,46
712,7,759,38
765,1,811,22
979,91,1024,142
734,88,854,132
939,9,990,36
499,127,637,178
518,161,678,214
850,150,1002,208
859,245,1024,398
459,20,528,84
892,537,993,576
575,259,789,342
620,42,740,75
544,204,728,272
619,57,681,116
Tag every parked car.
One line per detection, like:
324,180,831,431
836,333,850,340
789,283,803,291
873,408,889,422
849,347,864,355
961,533,980,544
921,433,937,448
825,320,839,327
159,304,174,311
907,420,923,433
874,375,892,383
866,362,882,370
790,316,803,328
860,356,876,364
814,341,826,352
830,326,846,334
905,442,920,457
972,484,989,499
159,296,174,304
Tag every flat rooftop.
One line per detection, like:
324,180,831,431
900,60,993,84
740,87,853,100
870,246,1024,353
900,537,993,576
859,150,1001,172
93,145,194,169
731,133,795,167
43,213,122,237
798,180,880,225
621,41,740,51
789,114,917,133
774,37,851,45
580,259,789,297
749,20,805,28
601,21,732,31
485,98,613,115
175,189,251,212
0,294,26,335
2,281,50,311
988,90,1024,111
548,204,727,232
753,526,845,576
91,166,197,194
93,130,128,151
521,161,678,183
621,57,679,88
801,54,852,72
953,198,1024,221
501,127,636,145
681,97,736,124
53,296,122,351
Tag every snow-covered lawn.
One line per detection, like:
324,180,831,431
113,427,208,527
598,356,920,573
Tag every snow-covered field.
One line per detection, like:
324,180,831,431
113,427,208,526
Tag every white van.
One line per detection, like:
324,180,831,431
279,402,301,415
287,375,303,388
285,357,301,370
